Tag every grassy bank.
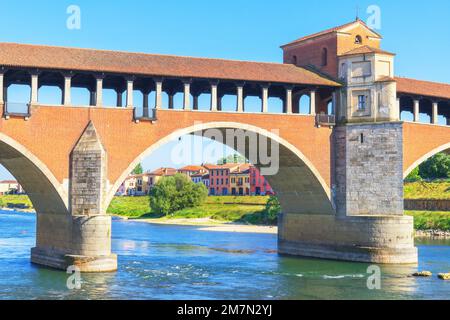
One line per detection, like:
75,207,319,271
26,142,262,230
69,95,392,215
0,195,33,208
1,193,449,231
405,211,450,231
404,181,450,199
108,196,269,224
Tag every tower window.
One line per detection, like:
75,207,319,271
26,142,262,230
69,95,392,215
358,95,366,110
355,35,362,44
292,55,297,65
321,48,328,66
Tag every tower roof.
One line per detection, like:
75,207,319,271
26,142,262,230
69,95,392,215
281,19,382,48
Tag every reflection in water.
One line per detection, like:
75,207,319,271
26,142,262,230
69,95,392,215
0,211,449,300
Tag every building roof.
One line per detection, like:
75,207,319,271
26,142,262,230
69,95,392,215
178,165,206,172
149,167,177,176
339,45,395,57
204,163,241,170
0,42,340,87
0,180,18,184
281,19,382,48
395,77,450,100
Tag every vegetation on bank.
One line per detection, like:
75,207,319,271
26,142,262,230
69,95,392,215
0,195,33,209
1,177,449,230
405,152,450,182
406,211,450,231
404,181,450,199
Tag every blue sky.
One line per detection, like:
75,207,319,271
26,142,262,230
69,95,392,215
0,0,449,179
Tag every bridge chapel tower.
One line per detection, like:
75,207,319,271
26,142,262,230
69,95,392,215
282,19,403,217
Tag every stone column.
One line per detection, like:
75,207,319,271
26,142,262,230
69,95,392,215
413,99,420,122
155,79,163,109
168,94,174,109
116,90,123,107
210,82,218,111
63,74,72,106
126,77,134,108
285,86,293,114
183,80,191,110
261,85,269,113
30,71,39,104
193,95,199,110
432,102,439,124
89,89,96,106
95,75,104,107
236,83,244,112
0,70,4,104
217,95,223,111
310,90,316,115
143,90,150,117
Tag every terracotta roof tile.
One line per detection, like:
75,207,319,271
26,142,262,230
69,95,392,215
0,42,340,87
339,45,395,57
149,167,177,176
395,77,450,100
178,165,206,172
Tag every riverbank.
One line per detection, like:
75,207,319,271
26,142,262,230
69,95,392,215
1,194,449,236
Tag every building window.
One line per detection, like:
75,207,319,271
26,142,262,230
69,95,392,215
358,95,366,110
355,35,362,44
292,55,297,65
321,48,328,66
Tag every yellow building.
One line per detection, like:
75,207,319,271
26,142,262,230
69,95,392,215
229,164,251,196
147,168,177,190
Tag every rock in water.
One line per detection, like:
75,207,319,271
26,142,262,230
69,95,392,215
412,271,432,277
438,273,450,280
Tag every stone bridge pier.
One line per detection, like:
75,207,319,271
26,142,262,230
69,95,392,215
31,122,117,272
278,122,418,264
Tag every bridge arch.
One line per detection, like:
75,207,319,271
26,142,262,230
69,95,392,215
403,141,450,179
107,122,335,216
0,133,68,214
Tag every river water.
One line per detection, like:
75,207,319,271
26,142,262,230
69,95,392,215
0,210,448,300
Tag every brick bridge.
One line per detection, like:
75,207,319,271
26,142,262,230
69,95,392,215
0,19,448,271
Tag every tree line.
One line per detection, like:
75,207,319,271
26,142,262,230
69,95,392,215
406,152,450,182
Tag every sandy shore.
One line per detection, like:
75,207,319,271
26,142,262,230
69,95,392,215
128,217,278,234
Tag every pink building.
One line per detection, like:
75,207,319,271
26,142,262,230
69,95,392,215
249,166,274,196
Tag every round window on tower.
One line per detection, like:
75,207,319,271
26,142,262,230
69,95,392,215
355,35,363,44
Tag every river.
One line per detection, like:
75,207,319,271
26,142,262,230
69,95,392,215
0,210,448,300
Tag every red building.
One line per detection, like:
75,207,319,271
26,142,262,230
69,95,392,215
204,163,239,196
249,166,274,196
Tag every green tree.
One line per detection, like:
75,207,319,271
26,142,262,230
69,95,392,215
132,163,144,175
419,153,450,180
217,153,247,165
150,174,208,216
262,196,281,224
405,167,422,182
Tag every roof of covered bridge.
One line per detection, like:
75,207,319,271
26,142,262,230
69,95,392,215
0,42,340,87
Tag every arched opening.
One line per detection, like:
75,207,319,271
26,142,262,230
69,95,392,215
299,94,311,114
71,73,96,106
355,35,362,44
243,96,261,113
404,142,450,179
0,134,68,215
327,100,333,115
4,69,31,114
400,96,414,121
107,122,334,219
38,71,64,105
419,98,432,123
